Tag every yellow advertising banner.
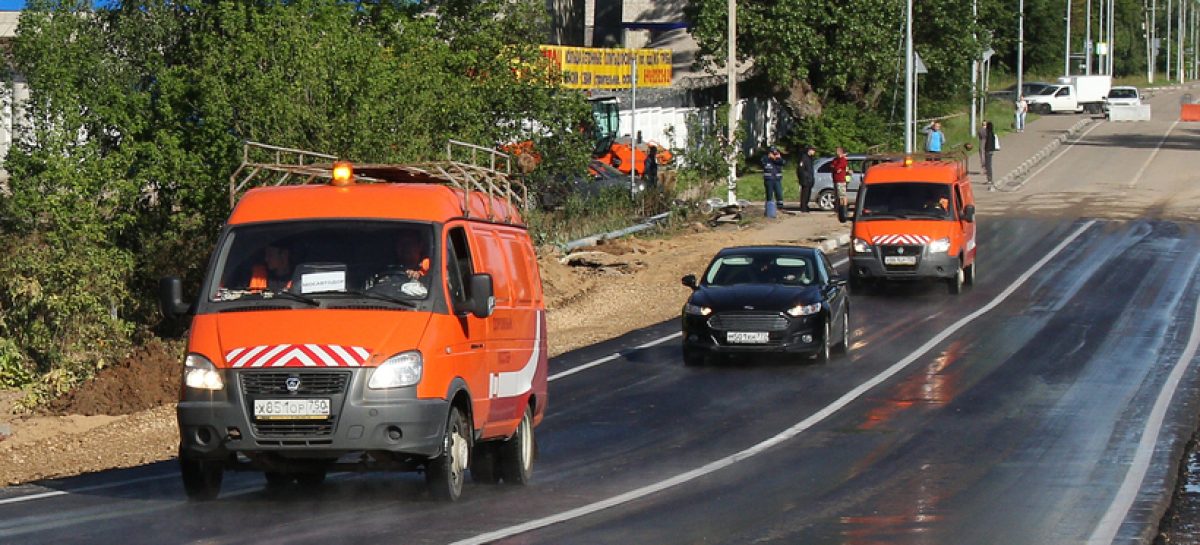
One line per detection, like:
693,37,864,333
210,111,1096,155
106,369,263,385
539,46,673,89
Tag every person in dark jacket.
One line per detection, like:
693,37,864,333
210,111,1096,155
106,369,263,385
982,121,999,189
761,147,785,213
643,145,659,188
797,145,816,212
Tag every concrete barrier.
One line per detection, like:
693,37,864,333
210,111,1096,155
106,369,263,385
1108,105,1152,121
1181,103,1200,121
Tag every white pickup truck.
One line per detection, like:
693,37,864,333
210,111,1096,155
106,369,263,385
1025,75,1112,114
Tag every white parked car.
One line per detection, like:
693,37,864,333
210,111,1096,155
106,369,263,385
1104,86,1142,112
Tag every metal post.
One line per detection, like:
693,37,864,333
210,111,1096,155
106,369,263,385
631,54,638,197
1087,0,1094,73
1169,0,1174,79
1152,0,1158,82
971,0,979,139
905,0,914,153
726,0,738,205
1110,0,1116,74
1179,0,1186,80
1067,0,1073,75
1018,0,1025,99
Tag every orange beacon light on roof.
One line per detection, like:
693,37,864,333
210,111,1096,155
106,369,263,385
331,161,354,186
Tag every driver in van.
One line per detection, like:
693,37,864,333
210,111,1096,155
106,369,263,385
249,244,293,292
395,230,430,280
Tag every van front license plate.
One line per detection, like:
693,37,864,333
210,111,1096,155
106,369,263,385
884,255,918,266
727,332,770,344
253,399,331,420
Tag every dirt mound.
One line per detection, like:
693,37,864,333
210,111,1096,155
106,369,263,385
44,340,181,416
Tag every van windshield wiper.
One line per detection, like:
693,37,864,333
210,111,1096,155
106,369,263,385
341,289,417,308
265,291,321,306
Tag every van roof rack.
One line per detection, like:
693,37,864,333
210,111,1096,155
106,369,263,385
229,140,525,224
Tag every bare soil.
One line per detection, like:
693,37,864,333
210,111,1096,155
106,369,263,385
0,209,848,486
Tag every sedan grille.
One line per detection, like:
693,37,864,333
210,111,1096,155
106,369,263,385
240,371,350,396
708,312,789,332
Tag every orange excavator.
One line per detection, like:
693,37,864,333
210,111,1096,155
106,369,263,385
588,96,673,176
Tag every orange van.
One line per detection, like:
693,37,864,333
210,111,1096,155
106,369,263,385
845,153,977,294
159,141,547,502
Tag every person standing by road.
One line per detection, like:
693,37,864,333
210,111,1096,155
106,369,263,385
796,145,816,212
643,145,659,188
982,121,999,189
1015,95,1028,133
761,146,785,215
830,146,850,214
922,121,945,155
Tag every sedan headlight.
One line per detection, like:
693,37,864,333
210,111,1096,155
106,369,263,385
184,354,224,391
787,302,822,317
928,237,951,254
684,303,713,316
368,351,423,389
852,238,872,254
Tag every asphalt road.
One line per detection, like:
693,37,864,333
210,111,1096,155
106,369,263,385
3,93,1200,545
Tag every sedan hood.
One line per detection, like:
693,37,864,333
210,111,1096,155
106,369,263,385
693,284,821,312
198,310,431,368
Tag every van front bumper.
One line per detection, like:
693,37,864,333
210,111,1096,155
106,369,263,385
850,250,960,281
177,368,448,462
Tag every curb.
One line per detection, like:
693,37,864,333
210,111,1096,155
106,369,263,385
818,233,851,254
993,117,1093,191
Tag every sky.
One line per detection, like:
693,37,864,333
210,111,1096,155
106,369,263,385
0,1,22,10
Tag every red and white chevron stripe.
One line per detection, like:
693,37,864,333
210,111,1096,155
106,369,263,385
872,234,932,245
225,344,371,368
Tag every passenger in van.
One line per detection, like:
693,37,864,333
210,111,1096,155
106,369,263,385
249,244,293,293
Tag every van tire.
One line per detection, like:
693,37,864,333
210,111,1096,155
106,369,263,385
427,407,470,502
470,442,501,484
964,261,977,287
498,406,535,486
948,263,965,294
816,189,838,211
180,453,223,501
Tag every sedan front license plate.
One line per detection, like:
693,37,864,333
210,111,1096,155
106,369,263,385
727,332,769,344
253,399,331,420
884,255,917,266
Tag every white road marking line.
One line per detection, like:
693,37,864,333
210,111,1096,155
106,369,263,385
1014,121,1105,190
1087,272,1200,543
1128,120,1180,188
450,221,1095,545
0,474,175,506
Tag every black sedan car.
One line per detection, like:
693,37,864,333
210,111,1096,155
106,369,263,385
681,246,850,365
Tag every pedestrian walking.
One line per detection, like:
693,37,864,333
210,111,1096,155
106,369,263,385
982,121,999,189
761,147,785,216
830,146,850,219
922,121,945,155
643,145,659,188
797,145,816,212
1015,95,1028,133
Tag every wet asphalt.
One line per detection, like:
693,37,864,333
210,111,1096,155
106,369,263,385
2,216,1200,544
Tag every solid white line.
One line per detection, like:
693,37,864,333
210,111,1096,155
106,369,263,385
1128,120,1180,188
1087,280,1200,543
1015,121,1105,190
0,474,176,506
449,221,1096,545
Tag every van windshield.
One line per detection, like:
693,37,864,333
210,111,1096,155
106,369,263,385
858,182,955,221
208,221,436,306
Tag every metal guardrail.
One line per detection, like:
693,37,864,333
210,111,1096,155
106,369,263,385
228,140,526,224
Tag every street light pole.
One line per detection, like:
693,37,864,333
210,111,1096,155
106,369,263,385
905,0,914,153
1066,0,1073,75
726,0,738,205
1087,0,1094,73
971,0,979,139
1018,0,1025,100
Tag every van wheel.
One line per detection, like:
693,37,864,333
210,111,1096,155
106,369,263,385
427,407,470,501
180,452,223,501
816,189,837,211
470,442,501,484
834,308,851,354
498,406,535,486
948,264,964,294
815,320,832,362
964,261,977,287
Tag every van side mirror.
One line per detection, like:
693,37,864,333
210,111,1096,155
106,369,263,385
962,204,976,223
682,274,698,290
466,273,495,318
159,276,192,318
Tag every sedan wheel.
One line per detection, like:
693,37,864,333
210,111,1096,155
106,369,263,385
816,189,837,211
816,320,832,362
834,308,851,354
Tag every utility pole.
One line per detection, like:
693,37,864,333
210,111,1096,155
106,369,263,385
1018,0,1025,101
1100,0,1107,73
971,0,979,139
1169,0,1173,80
1109,0,1116,74
724,0,734,205
1087,0,1094,73
1179,0,1186,80
905,0,914,153
1152,0,1158,82
1067,0,1074,75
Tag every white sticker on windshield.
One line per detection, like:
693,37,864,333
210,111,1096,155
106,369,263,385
301,271,346,294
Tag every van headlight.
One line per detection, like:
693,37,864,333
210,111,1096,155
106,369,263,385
928,237,951,253
685,303,713,316
184,354,224,391
369,351,423,389
852,238,872,254
787,302,822,317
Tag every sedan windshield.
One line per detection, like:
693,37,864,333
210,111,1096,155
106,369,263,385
1108,88,1138,99
209,220,435,305
858,182,955,220
704,254,817,286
